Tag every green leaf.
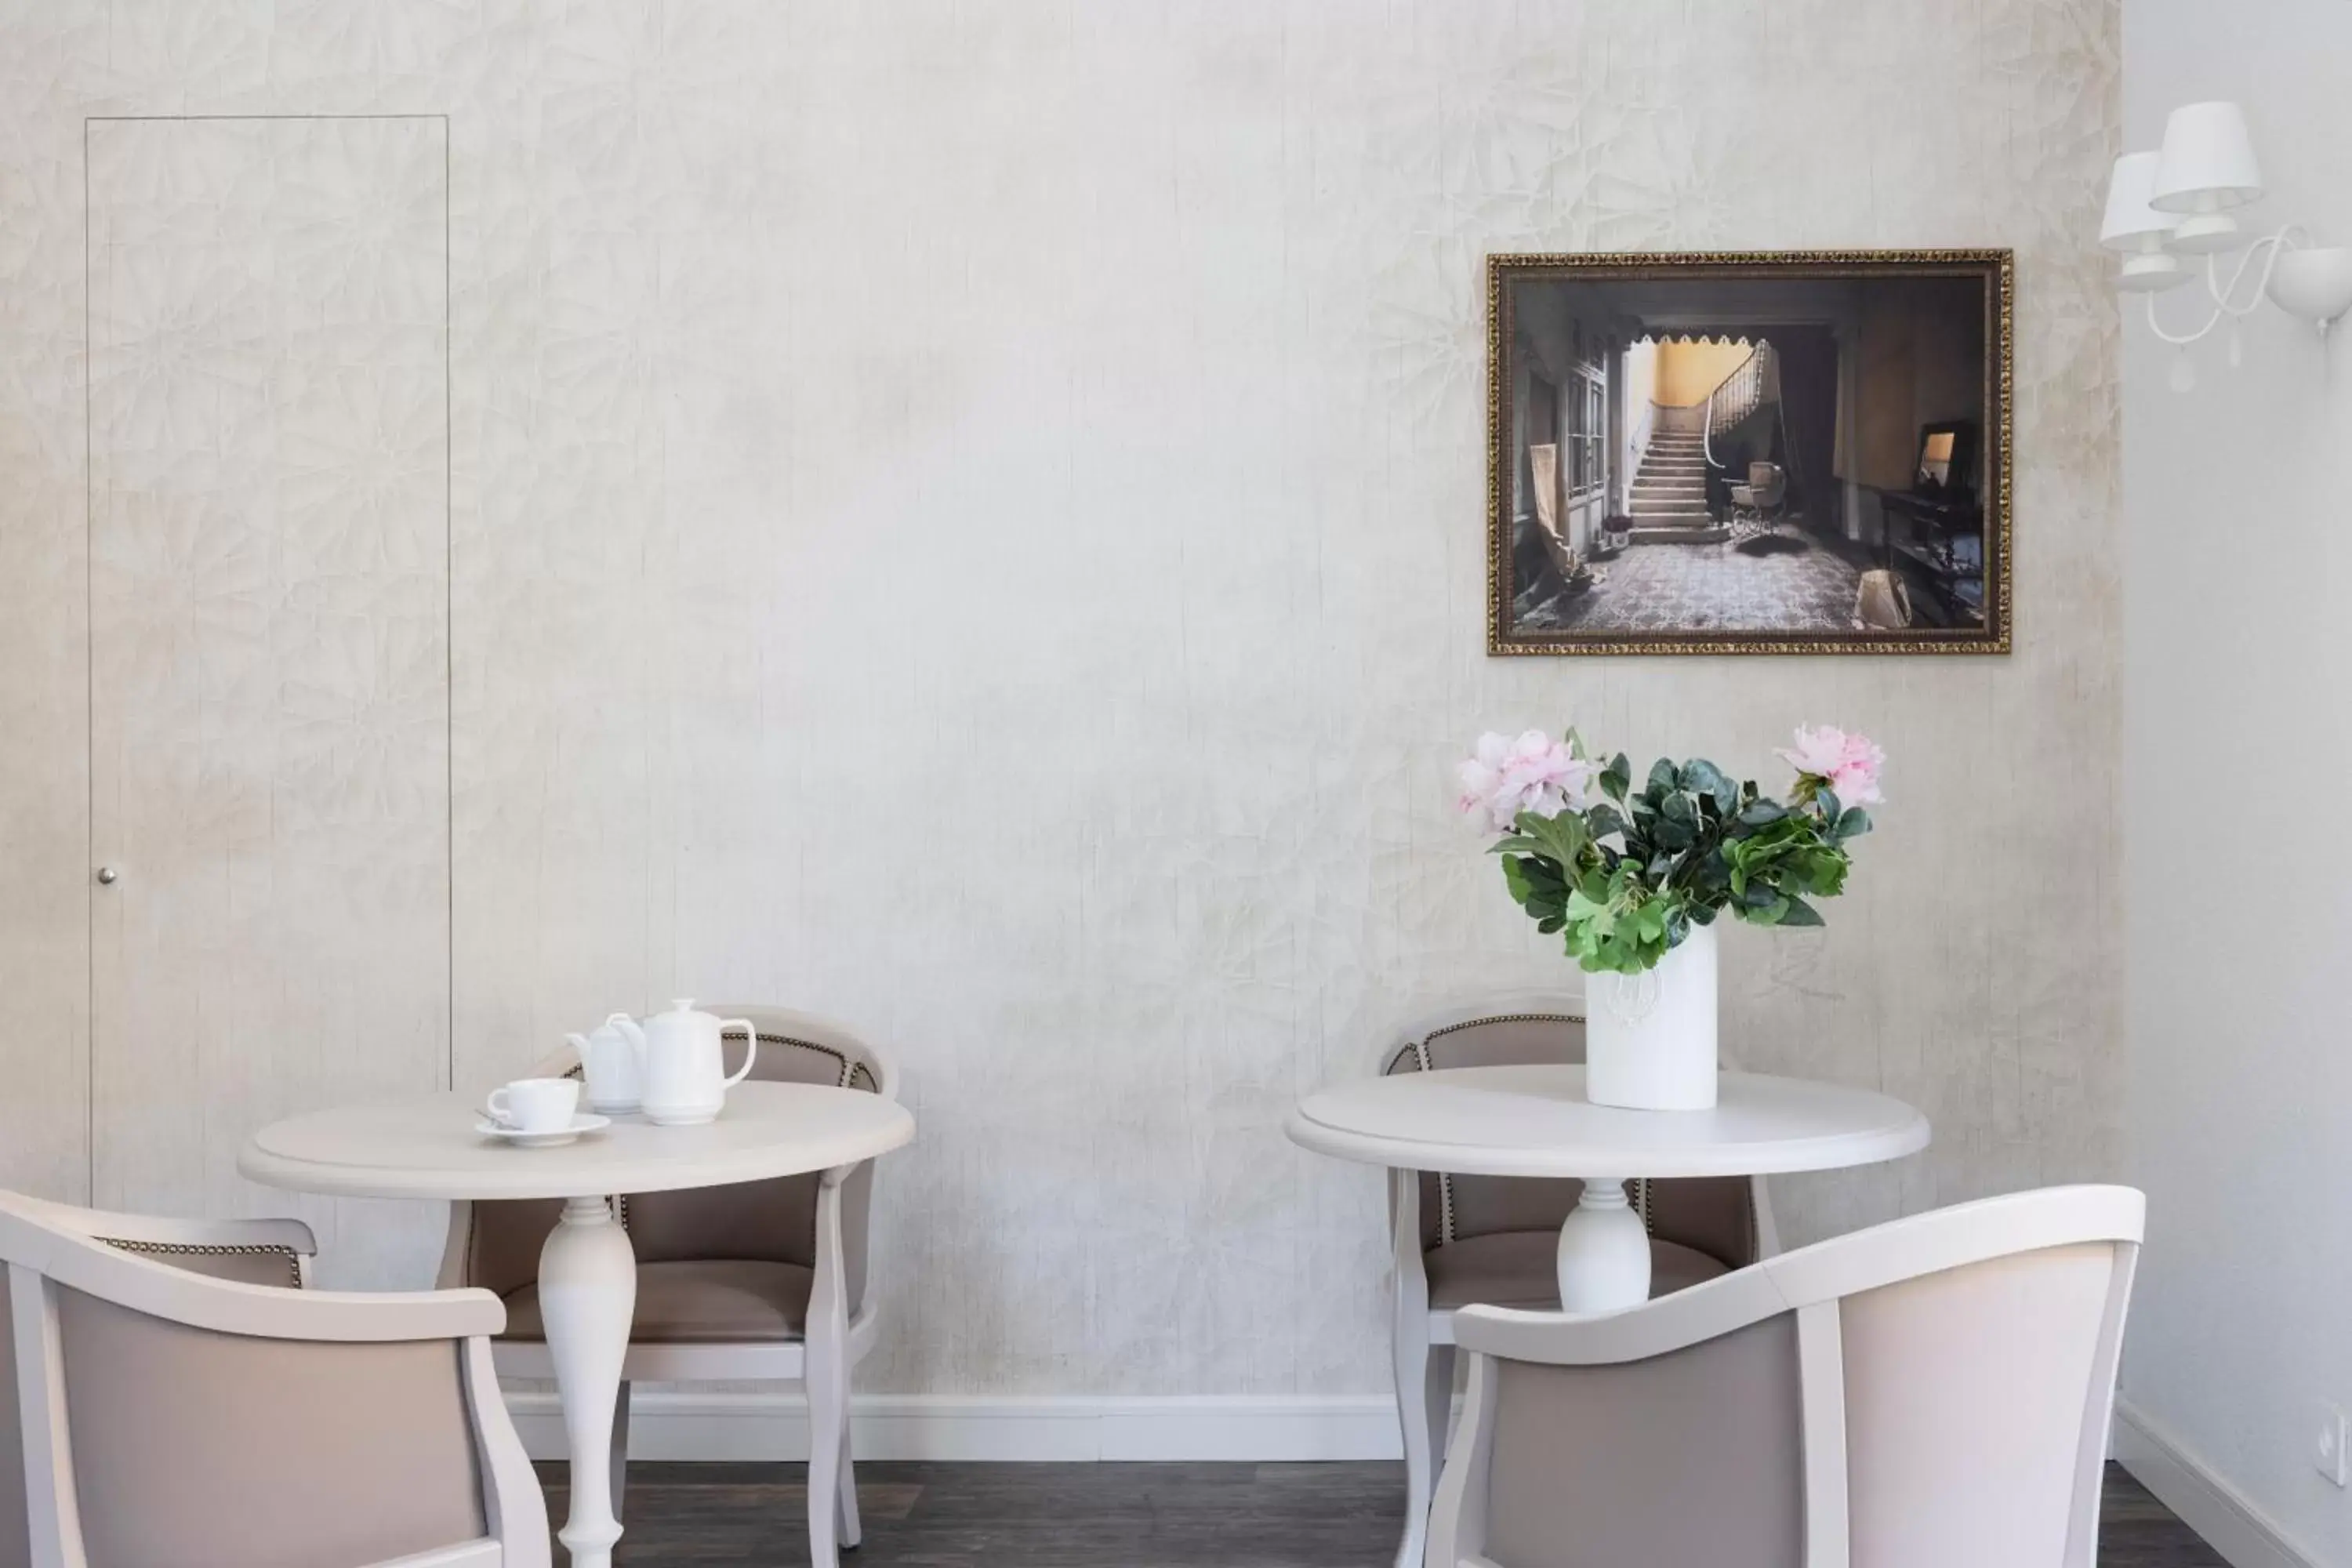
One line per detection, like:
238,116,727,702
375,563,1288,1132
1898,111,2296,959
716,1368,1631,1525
1680,759,1727,800
1835,807,1872,841
1517,855,1567,887
1738,800,1788,828
1682,847,1731,904
1646,758,1679,797
1512,809,1590,869
1601,753,1631,801
1777,896,1825,927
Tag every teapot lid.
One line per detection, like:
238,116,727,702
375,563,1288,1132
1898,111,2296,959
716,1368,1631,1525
654,997,702,1017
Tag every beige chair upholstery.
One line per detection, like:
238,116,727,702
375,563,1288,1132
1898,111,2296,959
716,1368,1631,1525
1428,1185,2144,1568
441,1006,898,1568
1381,997,1777,1568
0,1188,546,1568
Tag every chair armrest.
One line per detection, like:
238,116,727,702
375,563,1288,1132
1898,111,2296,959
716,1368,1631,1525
1453,1262,1795,1367
15,1225,506,1342
1454,1185,2147,1369
6,1192,317,1257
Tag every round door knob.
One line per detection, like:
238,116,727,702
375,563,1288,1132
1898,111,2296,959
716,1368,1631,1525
95,866,119,886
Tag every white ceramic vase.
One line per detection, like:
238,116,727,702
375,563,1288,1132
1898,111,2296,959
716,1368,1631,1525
1584,920,1719,1110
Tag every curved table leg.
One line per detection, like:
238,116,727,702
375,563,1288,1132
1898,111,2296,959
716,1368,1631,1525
1556,1177,1650,1312
539,1196,637,1568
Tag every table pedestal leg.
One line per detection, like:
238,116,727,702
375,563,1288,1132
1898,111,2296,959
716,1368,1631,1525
1556,1178,1650,1313
539,1196,636,1568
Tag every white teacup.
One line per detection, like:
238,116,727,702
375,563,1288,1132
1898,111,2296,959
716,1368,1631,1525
487,1076,581,1134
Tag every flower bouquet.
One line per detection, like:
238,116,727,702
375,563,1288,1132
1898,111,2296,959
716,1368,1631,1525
1455,724,1883,1108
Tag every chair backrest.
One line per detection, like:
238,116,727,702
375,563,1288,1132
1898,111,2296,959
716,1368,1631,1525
1382,999,1759,1269
0,1190,519,1568
1438,1186,2144,1568
623,1007,891,1299
1385,1000,1588,1249
463,1007,896,1314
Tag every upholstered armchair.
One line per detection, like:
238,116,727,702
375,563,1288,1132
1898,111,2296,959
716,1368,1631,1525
0,1188,547,1568
1729,459,1789,537
1428,1186,2143,1568
1383,996,1779,1568
439,1005,896,1568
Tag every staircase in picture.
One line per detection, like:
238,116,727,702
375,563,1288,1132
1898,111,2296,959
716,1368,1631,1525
1627,411,1727,544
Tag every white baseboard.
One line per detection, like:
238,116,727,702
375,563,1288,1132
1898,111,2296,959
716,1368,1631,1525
506,1391,1406,1463
2112,1399,2321,1568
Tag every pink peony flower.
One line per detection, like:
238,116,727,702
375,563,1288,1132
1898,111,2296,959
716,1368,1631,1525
1777,724,1886,806
1456,730,1595,834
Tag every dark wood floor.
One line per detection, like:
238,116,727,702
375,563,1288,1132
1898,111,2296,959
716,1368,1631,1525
542,1459,2223,1566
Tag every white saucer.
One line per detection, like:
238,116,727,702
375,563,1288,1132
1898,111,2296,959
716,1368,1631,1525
474,1112,612,1149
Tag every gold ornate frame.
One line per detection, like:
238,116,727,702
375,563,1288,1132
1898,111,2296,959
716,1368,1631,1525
1486,249,2013,655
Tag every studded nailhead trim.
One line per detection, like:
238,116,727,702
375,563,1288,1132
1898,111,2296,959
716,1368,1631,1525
102,1237,303,1290
745,1031,858,1090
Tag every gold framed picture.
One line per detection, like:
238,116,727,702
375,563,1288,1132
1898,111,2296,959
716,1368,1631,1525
1486,249,2013,655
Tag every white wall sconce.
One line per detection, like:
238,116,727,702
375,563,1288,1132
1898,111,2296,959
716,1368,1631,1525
2101,100,2352,390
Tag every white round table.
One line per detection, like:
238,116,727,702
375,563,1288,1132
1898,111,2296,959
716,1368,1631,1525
1287,1065,1927,1312
241,1081,914,1568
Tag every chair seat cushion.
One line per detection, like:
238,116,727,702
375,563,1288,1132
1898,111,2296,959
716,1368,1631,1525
1426,1229,1729,1311
499,1259,815,1344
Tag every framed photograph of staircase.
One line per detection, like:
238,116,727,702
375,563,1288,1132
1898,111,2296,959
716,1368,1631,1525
1486,249,2013,655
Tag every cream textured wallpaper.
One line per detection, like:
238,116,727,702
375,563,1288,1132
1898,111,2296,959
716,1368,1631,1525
0,2,2121,1396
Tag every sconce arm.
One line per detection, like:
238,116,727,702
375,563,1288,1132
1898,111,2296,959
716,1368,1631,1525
2144,226,2310,345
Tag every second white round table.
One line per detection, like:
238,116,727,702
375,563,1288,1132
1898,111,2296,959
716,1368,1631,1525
1287,1064,1927,1312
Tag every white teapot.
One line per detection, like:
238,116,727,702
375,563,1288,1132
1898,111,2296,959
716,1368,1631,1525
566,1013,648,1115
638,999,758,1126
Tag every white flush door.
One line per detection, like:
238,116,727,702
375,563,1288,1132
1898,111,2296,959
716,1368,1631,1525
86,116,452,1286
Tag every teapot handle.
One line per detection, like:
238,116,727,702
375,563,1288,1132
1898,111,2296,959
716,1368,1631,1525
606,1014,646,1054
720,1019,760,1087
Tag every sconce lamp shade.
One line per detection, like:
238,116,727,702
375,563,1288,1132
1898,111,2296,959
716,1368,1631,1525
2100,153,2176,247
2151,100,2263,216
2100,152,2190,291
